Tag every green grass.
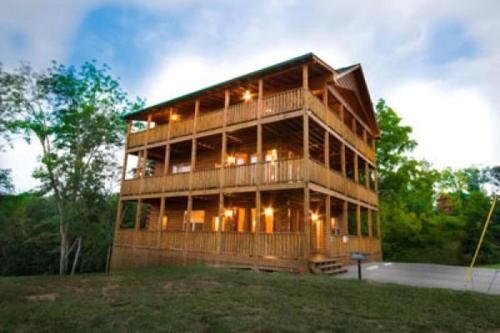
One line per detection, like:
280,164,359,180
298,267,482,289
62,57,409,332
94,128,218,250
481,263,500,269
1,265,500,333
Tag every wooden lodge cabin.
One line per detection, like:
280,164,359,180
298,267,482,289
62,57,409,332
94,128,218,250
112,53,382,274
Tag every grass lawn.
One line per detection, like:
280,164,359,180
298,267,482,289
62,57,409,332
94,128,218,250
482,263,500,269
1,265,500,333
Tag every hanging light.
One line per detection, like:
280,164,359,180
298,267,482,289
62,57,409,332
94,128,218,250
242,90,252,101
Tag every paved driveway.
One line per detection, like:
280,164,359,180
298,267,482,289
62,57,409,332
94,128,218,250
336,262,500,295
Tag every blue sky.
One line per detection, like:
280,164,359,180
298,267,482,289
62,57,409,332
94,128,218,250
0,0,499,192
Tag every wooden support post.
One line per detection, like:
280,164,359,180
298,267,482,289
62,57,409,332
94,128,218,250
303,187,310,259
163,144,170,176
158,197,165,247
354,154,359,183
356,204,361,237
367,209,373,238
302,64,309,90
258,79,263,119
376,211,381,238
324,131,329,168
193,99,200,133
167,107,173,140
135,150,142,178
365,159,370,188
341,143,346,177
325,195,331,255
186,195,192,233
340,105,345,122
134,199,142,247
374,168,379,193
255,190,261,234
303,114,310,162
303,64,309,110
120,121,132,182
342,200,348,235
190,138,197,178
363,129,368,144
115,200,123,232
217,193,224,253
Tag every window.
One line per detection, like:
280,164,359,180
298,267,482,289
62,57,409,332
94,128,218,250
172,163,191,174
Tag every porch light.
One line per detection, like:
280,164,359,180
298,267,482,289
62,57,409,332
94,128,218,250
342,235,349,243
226,155,236,165
224,209,233,218
170,114,180,121
264,207,274,217
242,90,252,101
311,212,319,222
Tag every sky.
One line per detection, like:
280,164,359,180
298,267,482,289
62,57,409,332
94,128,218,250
1,0,499,192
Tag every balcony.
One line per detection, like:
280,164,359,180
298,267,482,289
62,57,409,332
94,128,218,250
127,88,375,161
121,158,378,206
114,229,305,259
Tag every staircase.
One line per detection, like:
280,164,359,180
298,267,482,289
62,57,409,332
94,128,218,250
309,258,347,275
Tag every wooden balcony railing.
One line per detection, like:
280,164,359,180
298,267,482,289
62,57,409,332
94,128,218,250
170,117,194,138
192,168,220,190
148,124,169,144
254,232,304,258
115,229,305,259
261,87,304,117
261,158,304,184
227,101,258,125
120,158,377,206
197,109,224,132
114,229,135,245
128,131,147,148
328,235,381,260
306,159,378,206
305,90,376,162
224,164,257,187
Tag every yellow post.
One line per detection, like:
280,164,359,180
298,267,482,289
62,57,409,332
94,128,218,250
465,196,497,284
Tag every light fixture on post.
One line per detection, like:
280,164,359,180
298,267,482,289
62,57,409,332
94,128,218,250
242,90,252,102
226,155,236,165
224,209,233,219
264,207,274,217
311,212,319,223
170,113,180,121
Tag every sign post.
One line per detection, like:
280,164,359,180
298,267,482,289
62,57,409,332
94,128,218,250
351,252,368,281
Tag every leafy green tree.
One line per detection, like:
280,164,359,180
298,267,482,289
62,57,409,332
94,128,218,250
0,61,142,275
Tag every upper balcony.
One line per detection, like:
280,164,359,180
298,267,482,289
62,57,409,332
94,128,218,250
127,87,376,162
121,157,378,207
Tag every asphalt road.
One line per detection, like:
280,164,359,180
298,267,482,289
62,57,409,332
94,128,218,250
337,262,500,295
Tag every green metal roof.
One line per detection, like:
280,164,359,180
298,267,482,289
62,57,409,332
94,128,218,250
124,52,317,119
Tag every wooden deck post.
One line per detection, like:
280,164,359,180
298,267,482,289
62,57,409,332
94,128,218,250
325,195,331,256
158,197,165,247
356,204,361,237
376,210,381,238
341,143,346,177
115,200,123,232
354,154,359,183
134,199,142,247
367,209,373,238
254,80,264,256
163,144,170,176
303,187,310,259
342,200,348,235
365,160,370,188
217,193,224,253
